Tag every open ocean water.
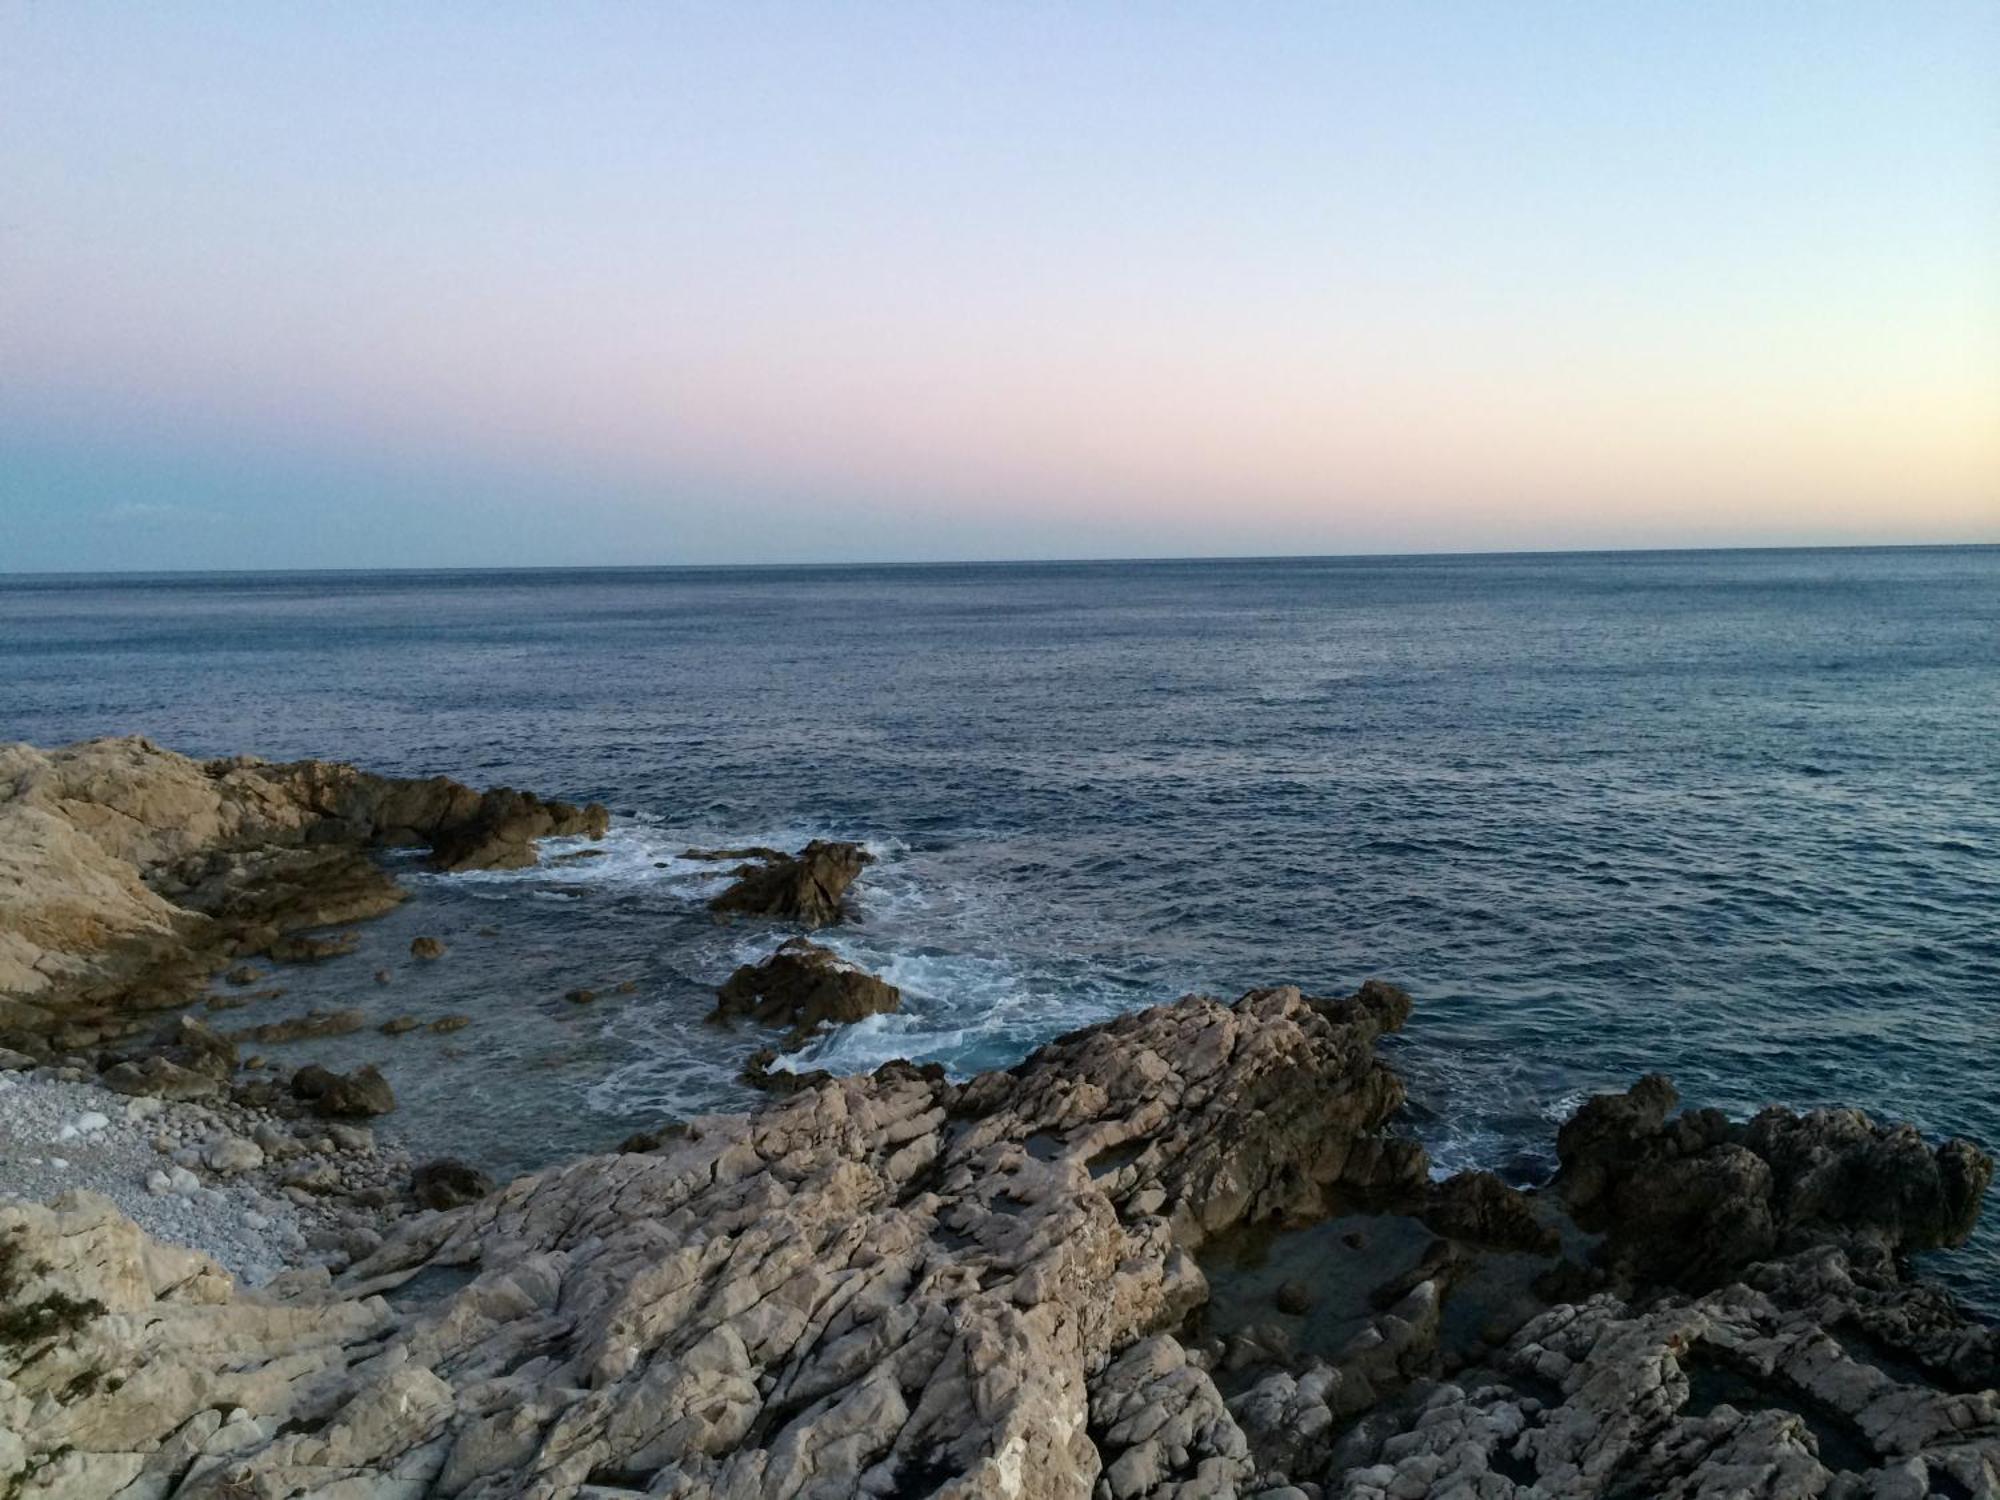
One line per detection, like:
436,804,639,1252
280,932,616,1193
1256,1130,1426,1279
3,547,1997,1305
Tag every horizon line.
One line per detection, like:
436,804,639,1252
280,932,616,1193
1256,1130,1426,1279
3,537,1995,583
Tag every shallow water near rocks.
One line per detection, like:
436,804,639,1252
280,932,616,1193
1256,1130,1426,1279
4,548,1996,1307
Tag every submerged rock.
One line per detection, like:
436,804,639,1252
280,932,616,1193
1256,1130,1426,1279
711,936,902,1046
706,839,872,927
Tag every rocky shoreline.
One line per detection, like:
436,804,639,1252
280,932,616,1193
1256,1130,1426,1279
2,738,1996,1498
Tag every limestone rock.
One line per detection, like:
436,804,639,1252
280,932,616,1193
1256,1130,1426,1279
1,984,1414,1499
0,735,607,1021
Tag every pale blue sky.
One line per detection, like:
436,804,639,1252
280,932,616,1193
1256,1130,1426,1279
3,3,1995,570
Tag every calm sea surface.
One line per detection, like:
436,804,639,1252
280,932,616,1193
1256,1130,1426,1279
4,549,1997,1302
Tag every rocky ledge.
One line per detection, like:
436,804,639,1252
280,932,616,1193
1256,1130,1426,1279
0,736,609,1050
2,981,1994,1500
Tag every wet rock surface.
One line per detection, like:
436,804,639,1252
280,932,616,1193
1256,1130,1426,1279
704,838,873,927
711,936,903,1047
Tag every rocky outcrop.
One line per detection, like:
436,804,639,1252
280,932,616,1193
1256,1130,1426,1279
0,736,607,1034
711,937,902,1046
1558,1074,1993,1290
0,981,1992,1499
705,839,872,927
0,983,1419,1499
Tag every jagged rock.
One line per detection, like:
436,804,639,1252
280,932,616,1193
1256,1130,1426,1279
0,735,606,1018
1340,1255,2000,1498
711,937,903,1046
1424,1170,1560,1253
1088,1335,1255,1498
707,840,872,927
410,1158,496,1210
1557,1075,1994,1290
290,1063,396,1118
0,984,1415,1498
424,786,609,872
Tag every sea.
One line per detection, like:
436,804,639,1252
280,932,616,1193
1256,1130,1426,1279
3,547,1996,1305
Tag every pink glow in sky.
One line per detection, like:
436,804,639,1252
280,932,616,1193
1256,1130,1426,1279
3,4,1996,569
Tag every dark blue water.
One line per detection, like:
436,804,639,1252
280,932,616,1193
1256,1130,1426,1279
4,548,1997,1302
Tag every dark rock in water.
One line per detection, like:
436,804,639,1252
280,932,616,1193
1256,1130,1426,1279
423,786,610,872
427,1014,470,1034
1273,1278,1315,1314
1557,1074,1995,1290
379,1015,421,1035
223,964,262,986
409,935,446,961
265,930,360,963
739,1046,832,1095
373,968,393,985
229,1007,366,1044
711,937,901,1047
1423,1169,1560,1253
410,1158,494,1210
291,1062,395,1118
707,840,871,928
564,988,596,1005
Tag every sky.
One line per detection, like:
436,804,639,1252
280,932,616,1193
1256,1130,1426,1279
2,3,1996,571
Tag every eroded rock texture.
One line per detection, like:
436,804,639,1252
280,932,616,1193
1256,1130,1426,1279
0,984,1415,1499
0,736,608,1029
711,937,903,1047
1,987,1993,1500
706,840,873,928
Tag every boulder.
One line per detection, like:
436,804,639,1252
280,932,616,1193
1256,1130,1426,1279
410,1158,495,1210
1422,1170,1560,1253
410,935,447,960
1557,1075,1994,1289
98,1055,222,1101
707,840,872,927
290,1062,396,1118
711,937,902,1046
